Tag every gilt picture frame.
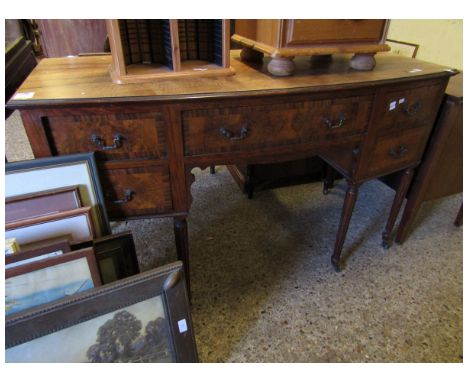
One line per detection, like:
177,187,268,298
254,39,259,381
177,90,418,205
5,153,110,236
5,261,198,363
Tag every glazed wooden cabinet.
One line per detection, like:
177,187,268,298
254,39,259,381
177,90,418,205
8,51,456,292
233,19,390,75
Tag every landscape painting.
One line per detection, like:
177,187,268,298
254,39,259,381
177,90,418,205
6,295,174,362
6,257,94,316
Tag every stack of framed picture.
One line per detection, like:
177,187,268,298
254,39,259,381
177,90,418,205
5,153,141,314
5,152,198,362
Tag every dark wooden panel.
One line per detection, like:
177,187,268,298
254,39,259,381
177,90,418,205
100,164,173,218
37,19,108,57
182,95,372,156
44,111,167,161
365,127,429,178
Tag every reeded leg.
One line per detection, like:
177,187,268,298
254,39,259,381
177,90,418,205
174,217,191,299
323,164,335,195
267,57,295,76
395,185,424,245
210,165,215,174
382,167,415,249
332,181,360,272
454,203,463,227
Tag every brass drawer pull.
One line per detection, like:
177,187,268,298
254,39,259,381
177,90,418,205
108,189,134,204
322,114,346,130
402,101,422,116
90,133,124,150
219,126,249,141
389,145,409,159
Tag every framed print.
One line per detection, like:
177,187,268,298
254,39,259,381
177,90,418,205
5,206,95,246
6,247,101,317
6,186,82,224
386,39,419,58
6,261,198,363
5,153,110,236
93,231,140,284
6,237,71,269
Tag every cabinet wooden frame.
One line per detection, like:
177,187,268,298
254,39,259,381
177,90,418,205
5,261,198,363
107,19,233,84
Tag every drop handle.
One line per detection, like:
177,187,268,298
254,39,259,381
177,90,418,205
402,101,422,116
90,133,124,150
389,145,409,159
219,126,249,141
108,189,134,204
322,114,346,130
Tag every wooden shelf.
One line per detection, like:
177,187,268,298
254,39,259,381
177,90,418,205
107,19,233,84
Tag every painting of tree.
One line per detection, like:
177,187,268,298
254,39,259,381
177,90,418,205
86,308,173,362
86,310,142,362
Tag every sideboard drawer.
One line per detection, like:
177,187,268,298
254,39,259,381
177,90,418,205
44,112,167,161
376,82,445,133
182,96,372,156
365,127,430,177
99,165,173,218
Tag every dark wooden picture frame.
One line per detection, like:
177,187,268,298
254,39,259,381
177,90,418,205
6,237,71,267
6,185,82,224
5,152,110,236
6,261,198,363
93,231,140,284
5,206,95,246
6,247,102,317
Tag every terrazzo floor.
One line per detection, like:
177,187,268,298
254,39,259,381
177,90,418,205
5,111,463,362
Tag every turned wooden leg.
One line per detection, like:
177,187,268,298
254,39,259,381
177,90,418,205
332,181,360,272
240,47,264,62
350,53,376,71
267,57,295,77
174,217,191,299
323,164,335,195
454,203,463,227
382,167,415,249
209,165,215,174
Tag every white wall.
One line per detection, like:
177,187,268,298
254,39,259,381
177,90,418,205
387,19,463,70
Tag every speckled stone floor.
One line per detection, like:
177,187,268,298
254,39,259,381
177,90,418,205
5,111,463,362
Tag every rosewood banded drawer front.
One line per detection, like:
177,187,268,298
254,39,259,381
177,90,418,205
182,95,372,156
43,112,167,161
99,165,173,218
375,82,446,133
364,127,430,178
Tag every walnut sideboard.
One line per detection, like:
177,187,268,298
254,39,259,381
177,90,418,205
7,50,457,293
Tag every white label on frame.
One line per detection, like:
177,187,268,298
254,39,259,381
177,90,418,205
399,98,406,104
178,319,188,333
389,101,397,111
12,92,35,100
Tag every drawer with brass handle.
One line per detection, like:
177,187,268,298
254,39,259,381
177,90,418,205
363,127,430,178
99,165,173,218
43,111,168,161
182,95,372,156
376,82,445,133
